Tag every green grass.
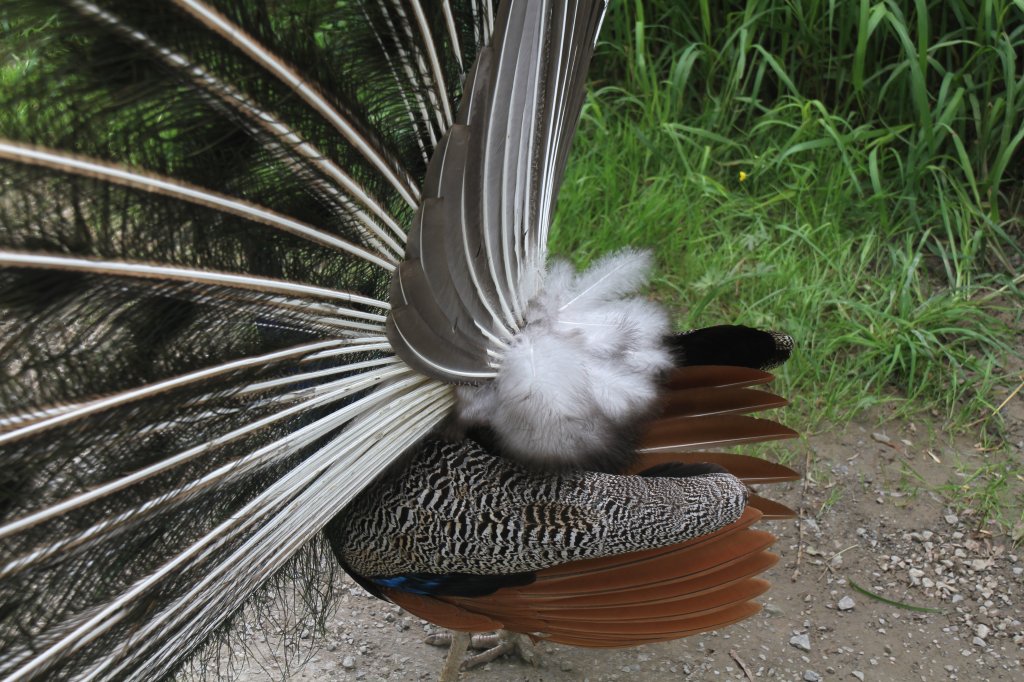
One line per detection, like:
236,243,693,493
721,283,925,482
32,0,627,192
552,0,1024,529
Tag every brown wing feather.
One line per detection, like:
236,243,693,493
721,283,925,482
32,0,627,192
544,603,764,647
660,386,787,417
747,494,798,519
628,452,800,482
391,508,782,644
666,365,775,390
640,414,798,452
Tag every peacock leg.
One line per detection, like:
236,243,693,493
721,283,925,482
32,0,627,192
427,629,537,671
438,631,470,682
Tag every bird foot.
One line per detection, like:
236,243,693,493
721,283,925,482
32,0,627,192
426,629,537,671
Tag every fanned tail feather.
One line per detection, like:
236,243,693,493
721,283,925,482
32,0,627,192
0,1,496,678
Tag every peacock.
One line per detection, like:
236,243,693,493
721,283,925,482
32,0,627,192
0,1,800,679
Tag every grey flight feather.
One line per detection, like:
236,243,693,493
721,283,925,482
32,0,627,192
386,1,609,383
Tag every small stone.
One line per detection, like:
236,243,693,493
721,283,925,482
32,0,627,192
838,596,855,611
560,660,573,672
790,633,812,652
945,514,959,525
342,656,355,669
975,624,990,639
972,637,986,647
852,672,865,681
804,671,822,682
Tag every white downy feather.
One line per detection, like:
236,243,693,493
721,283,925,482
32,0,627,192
457,249,673,468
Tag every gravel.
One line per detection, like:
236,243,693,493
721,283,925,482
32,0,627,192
790,633,812,652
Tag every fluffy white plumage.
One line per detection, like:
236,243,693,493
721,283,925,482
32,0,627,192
457,249,673,468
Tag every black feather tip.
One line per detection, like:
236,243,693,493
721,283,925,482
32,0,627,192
667,325,794,370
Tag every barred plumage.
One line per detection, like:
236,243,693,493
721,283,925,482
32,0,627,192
330,438,747,579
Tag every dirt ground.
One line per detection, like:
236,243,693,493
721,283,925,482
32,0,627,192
230,397,1024,682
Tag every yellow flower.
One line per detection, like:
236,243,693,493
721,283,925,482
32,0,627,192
738,170,749,183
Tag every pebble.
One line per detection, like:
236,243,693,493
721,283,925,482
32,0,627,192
838,596,855,611
945,514,959,525
342,656,355,669
790,633,812,652
804,671,822,681
851,671,865,681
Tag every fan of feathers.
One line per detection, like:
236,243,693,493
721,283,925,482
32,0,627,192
0,1,800,680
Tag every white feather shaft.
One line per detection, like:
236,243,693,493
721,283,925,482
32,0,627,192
0,251,388,315
390,1,449,135
0,140,396,269
365,7,432,165
0,338,346,447
172,0,420,212
0,366,412,578
409,0,454,126
441,0,463,68
117,384,453,680
238,353,398,394
378,5,441,151
67,0,405,260
23,379,447,681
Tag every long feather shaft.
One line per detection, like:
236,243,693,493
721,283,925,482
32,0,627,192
0,140,396,269
441,0,463,68
0,366,412,577
364,8,432,165
67,0,405,260
171,0,420,211
238,353,398,393
0,338,346,447
21,379,448,681
408,0,454,126
0,251,388,314
112,384,454,681
388,1,448,135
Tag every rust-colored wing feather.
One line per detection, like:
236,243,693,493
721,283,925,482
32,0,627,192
385,508,780,646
